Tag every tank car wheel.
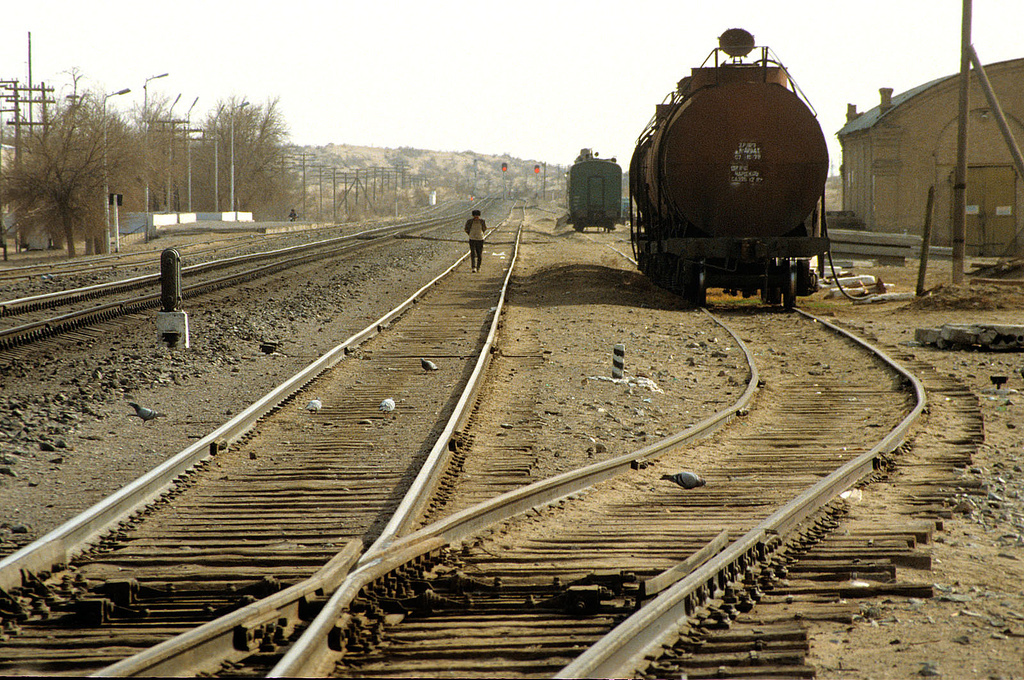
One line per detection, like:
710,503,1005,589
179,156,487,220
691,262,707,307
783,260,798,309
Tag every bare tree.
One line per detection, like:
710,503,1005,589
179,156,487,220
191,97,296,219
4,75,134,257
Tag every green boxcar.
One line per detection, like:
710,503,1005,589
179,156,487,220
567,149,622,232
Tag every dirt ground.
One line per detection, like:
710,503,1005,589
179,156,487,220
1,206,1023,678
799,259,1024,680
504,213,1024,679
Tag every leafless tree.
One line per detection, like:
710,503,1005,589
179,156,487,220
4,74,136,257
187,97,296,219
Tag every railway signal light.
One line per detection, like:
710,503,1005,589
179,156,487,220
534,165,540,174
501,162,507,172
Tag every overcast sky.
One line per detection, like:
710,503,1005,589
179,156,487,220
3,0,1021,173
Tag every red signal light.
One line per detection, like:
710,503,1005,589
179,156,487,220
534,165,540,173
501,162,508,172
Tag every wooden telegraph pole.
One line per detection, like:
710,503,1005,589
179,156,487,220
951,0,972,284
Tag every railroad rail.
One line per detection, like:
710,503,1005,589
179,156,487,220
0,206,520,675
1,218,941,678
0,202,460,286
629,323,985,679
0,200,487,352
250,307,922,677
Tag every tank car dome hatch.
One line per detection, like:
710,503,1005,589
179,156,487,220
719,28,755,57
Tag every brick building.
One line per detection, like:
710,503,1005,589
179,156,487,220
838,57,1024,256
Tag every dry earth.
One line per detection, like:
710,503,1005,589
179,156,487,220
1,206,1024,678
802,262,1024,680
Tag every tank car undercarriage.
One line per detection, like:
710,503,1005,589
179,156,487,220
635,235,825,308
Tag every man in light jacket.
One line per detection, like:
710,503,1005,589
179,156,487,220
464,209,487,272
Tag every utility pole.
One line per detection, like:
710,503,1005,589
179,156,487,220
317,165,324,222
332,167,337,223
186,126,203,213
951,0,971,284
0,79,18,259
284,151,314,220
1,76,54,253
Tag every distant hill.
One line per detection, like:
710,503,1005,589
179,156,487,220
288,143,563,200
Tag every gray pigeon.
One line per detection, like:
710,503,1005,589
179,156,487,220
306,398,322,412
661,471,706,489
421,358,439,371
129,402,165,423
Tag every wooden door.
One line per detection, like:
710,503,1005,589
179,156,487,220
966,165,1016,256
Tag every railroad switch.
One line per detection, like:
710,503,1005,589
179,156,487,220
73,597,114,626
570,569,639,595
95,578,139,606
542,584,613,615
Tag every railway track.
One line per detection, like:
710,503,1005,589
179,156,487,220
0,208,522,675
268,309,921,678
0,204,460,288
0,201,485,352
636,329,985,679
0,211,980,677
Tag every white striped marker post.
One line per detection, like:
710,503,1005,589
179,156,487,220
612,343,625,379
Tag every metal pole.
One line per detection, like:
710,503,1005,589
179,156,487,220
186,131,192,213
185,97,198,212
951,0,971,284
230,100,249,215
968,46,1024,253
968,46,1024,184
213,128,219,212
165,93,180,212
113,194,121,254
102,88,130,253
142,73,169,215
229,112,234,215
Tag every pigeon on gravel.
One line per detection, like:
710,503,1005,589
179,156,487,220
128,402,165,423
379,397,396,413
306,398,322,412
421,358,439,371
660,471,706,489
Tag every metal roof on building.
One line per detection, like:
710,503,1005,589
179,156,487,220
838,57,1024,138
837,75,952,137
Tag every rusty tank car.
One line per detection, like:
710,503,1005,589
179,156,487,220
629,28,829,307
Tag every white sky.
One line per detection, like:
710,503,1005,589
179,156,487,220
3,0,1021,173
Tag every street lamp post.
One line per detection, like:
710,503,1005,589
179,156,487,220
103,87,131,253
185,96,198,212
164,93,181,212
142,72,168,227
213,104,224,212
230,100,250,215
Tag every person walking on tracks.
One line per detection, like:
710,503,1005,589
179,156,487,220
464,209,487,272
